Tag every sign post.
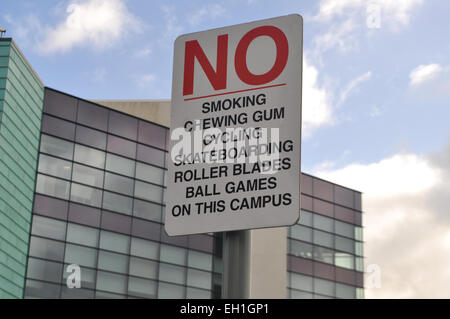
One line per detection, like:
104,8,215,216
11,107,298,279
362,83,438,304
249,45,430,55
167,14,303,297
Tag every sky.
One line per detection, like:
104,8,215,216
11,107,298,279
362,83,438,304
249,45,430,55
2,0,450,298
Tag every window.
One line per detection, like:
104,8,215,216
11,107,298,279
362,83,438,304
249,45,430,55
109,111,138,140
298,210,312,227
128,277,157,298
99,231,130,254
101,211,131,234
33,195,68,220
70,183,102,207
355,226,363,241
137,144,165,167
104,172,134,196
158,282,185,299
102,191,133,215
74,144,105,169
186,287,211,299
129,257,158,279
335,220,354,238
29,236,65,261
27,257,63,283
313,246,334,264
24,279,61,299
289,273,313,292
68,203,101,228
72,163,104,188
31,215,66,241
187,269,211,289
136,162,165,185
105,153,135,177
355,242,363,256
77,100,108,131
133,199,162,222
44,89,77,120
335,252,354,269
134,181,163,203
41,115,75,140
38,154,72,179
130,238,159,260
289,239,313,259
160,244,187,265
313,214,333,232
356,257,364,272
138,120,166,149
62,265,96,290
96,271,127,295
64,244,97,268
40,134,74,160
107,135,136,159
335,236,354,254
188,250,213,271
335,185,354,208
75,125,107,150
98,251,128,273
289,225,312,243
336,283,356,299
313,229,333,248
313,178,333,201
314,278,335,297
36,174,70,200
159,263,186,285
66,223,99,247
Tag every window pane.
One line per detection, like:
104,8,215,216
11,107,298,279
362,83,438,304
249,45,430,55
136,162,164,185
96,271,127,294
24,279,61,299
74,144,105,169
336,236,354,254
31,215,66,241
104,172,134,196
33,195,68,220
158,282,184,299
313,229,333,248
107,135,136,159
129,257,158,279
27,257,63,283
313,214,333,232
72,163,104,188
105,153,135,177
188,250,212,271
63,265,96,290
128,277,157,299
99,231,130,254
289,225,312,242
134,181,163,203
75,125,107,150
313,246,334,264
130,238,159,260
77,100,108,131
102,191,133,215
355,242,363,256
314,278,335,297
289,273,313,292
335,220,354,238
133,199,162,222
138,120,166,149
61,287,95,299
36,174,70,200
98,251,128,273
64,244,97,268
159,263,186,285
29,236,65,261
356,257,364,272
336,283,356,299
41,115,75,140
38,154,72,179
109,111,138,140
186,287,211,299
70,183,102,207
44,89,77,121
40,134,74,160
137,144,165,167
187,269,211,289
289,239,313,259
298,210,312,226
66,223,99,247
68,203,101,227
101,211,131,234
160,244,186,265
335,252,354,269
355,226,363,241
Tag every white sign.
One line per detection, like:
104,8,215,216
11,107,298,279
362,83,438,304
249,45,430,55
166,14,302,236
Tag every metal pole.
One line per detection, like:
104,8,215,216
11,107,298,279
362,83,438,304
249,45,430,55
222,230,251,299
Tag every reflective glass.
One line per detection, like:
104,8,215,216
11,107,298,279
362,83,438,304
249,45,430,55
186,287,211,299
133,199,162,222
36,174,70,200
64,244,97,268
99,231,130,254
44,89,77,120
138,120,166,149
158,282,184,299
102,191,133,215
137,144,165,167
355,226,363,241
40,134,74,160
107,135,136,159
289,239,313,259
109,111,138,140
313,214,333,232
313,229,333,248
29,236,65,261
188,250,213,271
314,278,335,297
160,244,187,265
187,269,211,289
77,100,108,131
335,220,354,238
129,257,157,279
24,279,60,299
298,210,312,226
336,236,354,254
38,154,72,179
313,246,334,264
104,172,134,196
134,181,163,203
75,125,107,150
70,183,102,207
31,215,66,241
335,252,354,269
356,257,364,272
159,263,186,285
130,238,159,260
98,251,128,273
136,162,164,185
41,115,75,140
336,283,356,299
289,225,312,242
289,273,313,292
27,257,63,283
128,277,157,298
72,163,104,188
66,223,99,247
74,144,105,169
96,271,127,294
105,153,135,177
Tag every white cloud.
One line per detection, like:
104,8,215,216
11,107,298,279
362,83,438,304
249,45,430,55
409,63,443,86
188,4,226,27
338,71,372,106
38,0,141,53
137,73,156,88
313,145,450,298
134,46,152,58
161,5,183,44
302,58,333,137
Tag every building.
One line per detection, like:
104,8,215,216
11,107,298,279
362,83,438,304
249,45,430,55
0,38,364,299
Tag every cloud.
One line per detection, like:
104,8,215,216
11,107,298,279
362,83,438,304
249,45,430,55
313,143,450,298
137,73,156,88
409,63,443,86
134,46,152,58
338,71,372,106
161,5,183,44
302,58,333,137
188,4,226,27
38,0,142,53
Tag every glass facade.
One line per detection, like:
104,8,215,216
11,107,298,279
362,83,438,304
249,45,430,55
287,174,364,299
0,39,44,299
24,89,223,299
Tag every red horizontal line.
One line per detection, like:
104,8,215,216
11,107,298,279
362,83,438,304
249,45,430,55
184,83,287,101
